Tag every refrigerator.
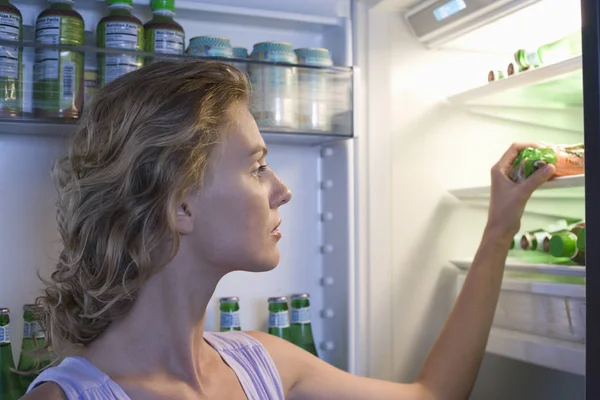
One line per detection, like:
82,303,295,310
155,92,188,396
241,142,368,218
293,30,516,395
0,0,595,398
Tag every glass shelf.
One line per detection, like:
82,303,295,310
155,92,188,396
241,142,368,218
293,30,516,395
0,40,354,143
448,56,582,133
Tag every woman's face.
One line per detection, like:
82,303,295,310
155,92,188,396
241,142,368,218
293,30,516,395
180,103,292,273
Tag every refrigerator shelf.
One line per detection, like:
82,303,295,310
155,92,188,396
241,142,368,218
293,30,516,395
451,258,586,278
448,174,585,199
487,328,585,376
448,56,583,133
0,120,353,146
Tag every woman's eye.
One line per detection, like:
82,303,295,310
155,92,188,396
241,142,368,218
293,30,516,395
252,164,269,176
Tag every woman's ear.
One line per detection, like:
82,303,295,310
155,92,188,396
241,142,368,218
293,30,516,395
175,203,193,234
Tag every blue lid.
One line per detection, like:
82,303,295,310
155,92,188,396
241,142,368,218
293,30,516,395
188,36,232,49
251,42,296,63
295,48,333,66
232,46,248,58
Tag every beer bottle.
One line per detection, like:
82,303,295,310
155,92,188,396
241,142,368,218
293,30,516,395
267,297,291,341
290,294,318,357
549,224,586,266
17,304,51,392
0,308,21,400
219,297,241,332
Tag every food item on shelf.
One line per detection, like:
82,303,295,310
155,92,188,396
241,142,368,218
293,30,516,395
515,229,549,251
549,222,585,266
0,308,21,400
506,62,529,76
249,41,298,129
16,304,52,392
290,293,318,357
231,46,248,74
511,218,582,252
97,0,144,87
143,0,184,57
33,0,85,120
295,47,333,132
268,297,291,342
219,297,241,332
0,0,22,118
487,69,504,82
186,36,233,58
509,143,584,183
514,31,581,69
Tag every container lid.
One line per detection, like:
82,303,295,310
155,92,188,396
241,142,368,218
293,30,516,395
219,296,239,303
251,41,296,62
295,47,333,66
549,232,578,258
291,293,310,300
151,0,175,12
232,46,249,58
108,0,133,8
268,296,288,303
189,36,231,48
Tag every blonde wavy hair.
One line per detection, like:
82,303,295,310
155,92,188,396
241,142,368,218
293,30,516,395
38,59,250,353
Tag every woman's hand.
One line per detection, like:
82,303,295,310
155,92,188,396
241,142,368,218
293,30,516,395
486,142,556,241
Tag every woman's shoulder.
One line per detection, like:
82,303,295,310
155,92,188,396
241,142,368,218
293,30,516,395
21,382,66,400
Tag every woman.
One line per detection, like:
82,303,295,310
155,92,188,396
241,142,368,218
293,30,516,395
23,59,554,400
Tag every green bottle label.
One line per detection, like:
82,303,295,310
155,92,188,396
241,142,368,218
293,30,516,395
269,311,290,328
23,321,44,339
34,15,84,112
220,311,240,329
291,307,311,324
146,28,184,54
0,325,9,343
98,20,143,86
0,11,22,112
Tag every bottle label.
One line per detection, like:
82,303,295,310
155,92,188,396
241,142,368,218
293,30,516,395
101,22,142,85
292,307,311,324
269,311,290,328
105,22,140,49
23,321,45,339
220,311,240,329
153,29,184,55
0,12,20,80
34,15,83,111
0,325,10,343
525,50,541,67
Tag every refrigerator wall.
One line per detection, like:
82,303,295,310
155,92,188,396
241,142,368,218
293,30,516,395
361,0,585,398
0,0,359,372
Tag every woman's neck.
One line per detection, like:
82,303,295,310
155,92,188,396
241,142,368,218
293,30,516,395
82,248,224,387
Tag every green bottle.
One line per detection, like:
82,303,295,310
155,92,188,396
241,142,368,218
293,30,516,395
549,224,585,266
96,0,144,87
219,297,241,332
143,0,184,60
514,31,581,69
267,297,291,342
0,0,22,118
33,0,85,120
577,227,586,253
0,308,21,400
290,294,318,357
16,304,51,392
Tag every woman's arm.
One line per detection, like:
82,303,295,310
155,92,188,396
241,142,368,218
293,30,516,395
254,143,555,400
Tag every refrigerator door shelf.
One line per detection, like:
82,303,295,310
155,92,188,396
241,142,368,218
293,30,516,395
456,273,585,375
451,258,586,278
448,56,583,133
448,174,585,199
